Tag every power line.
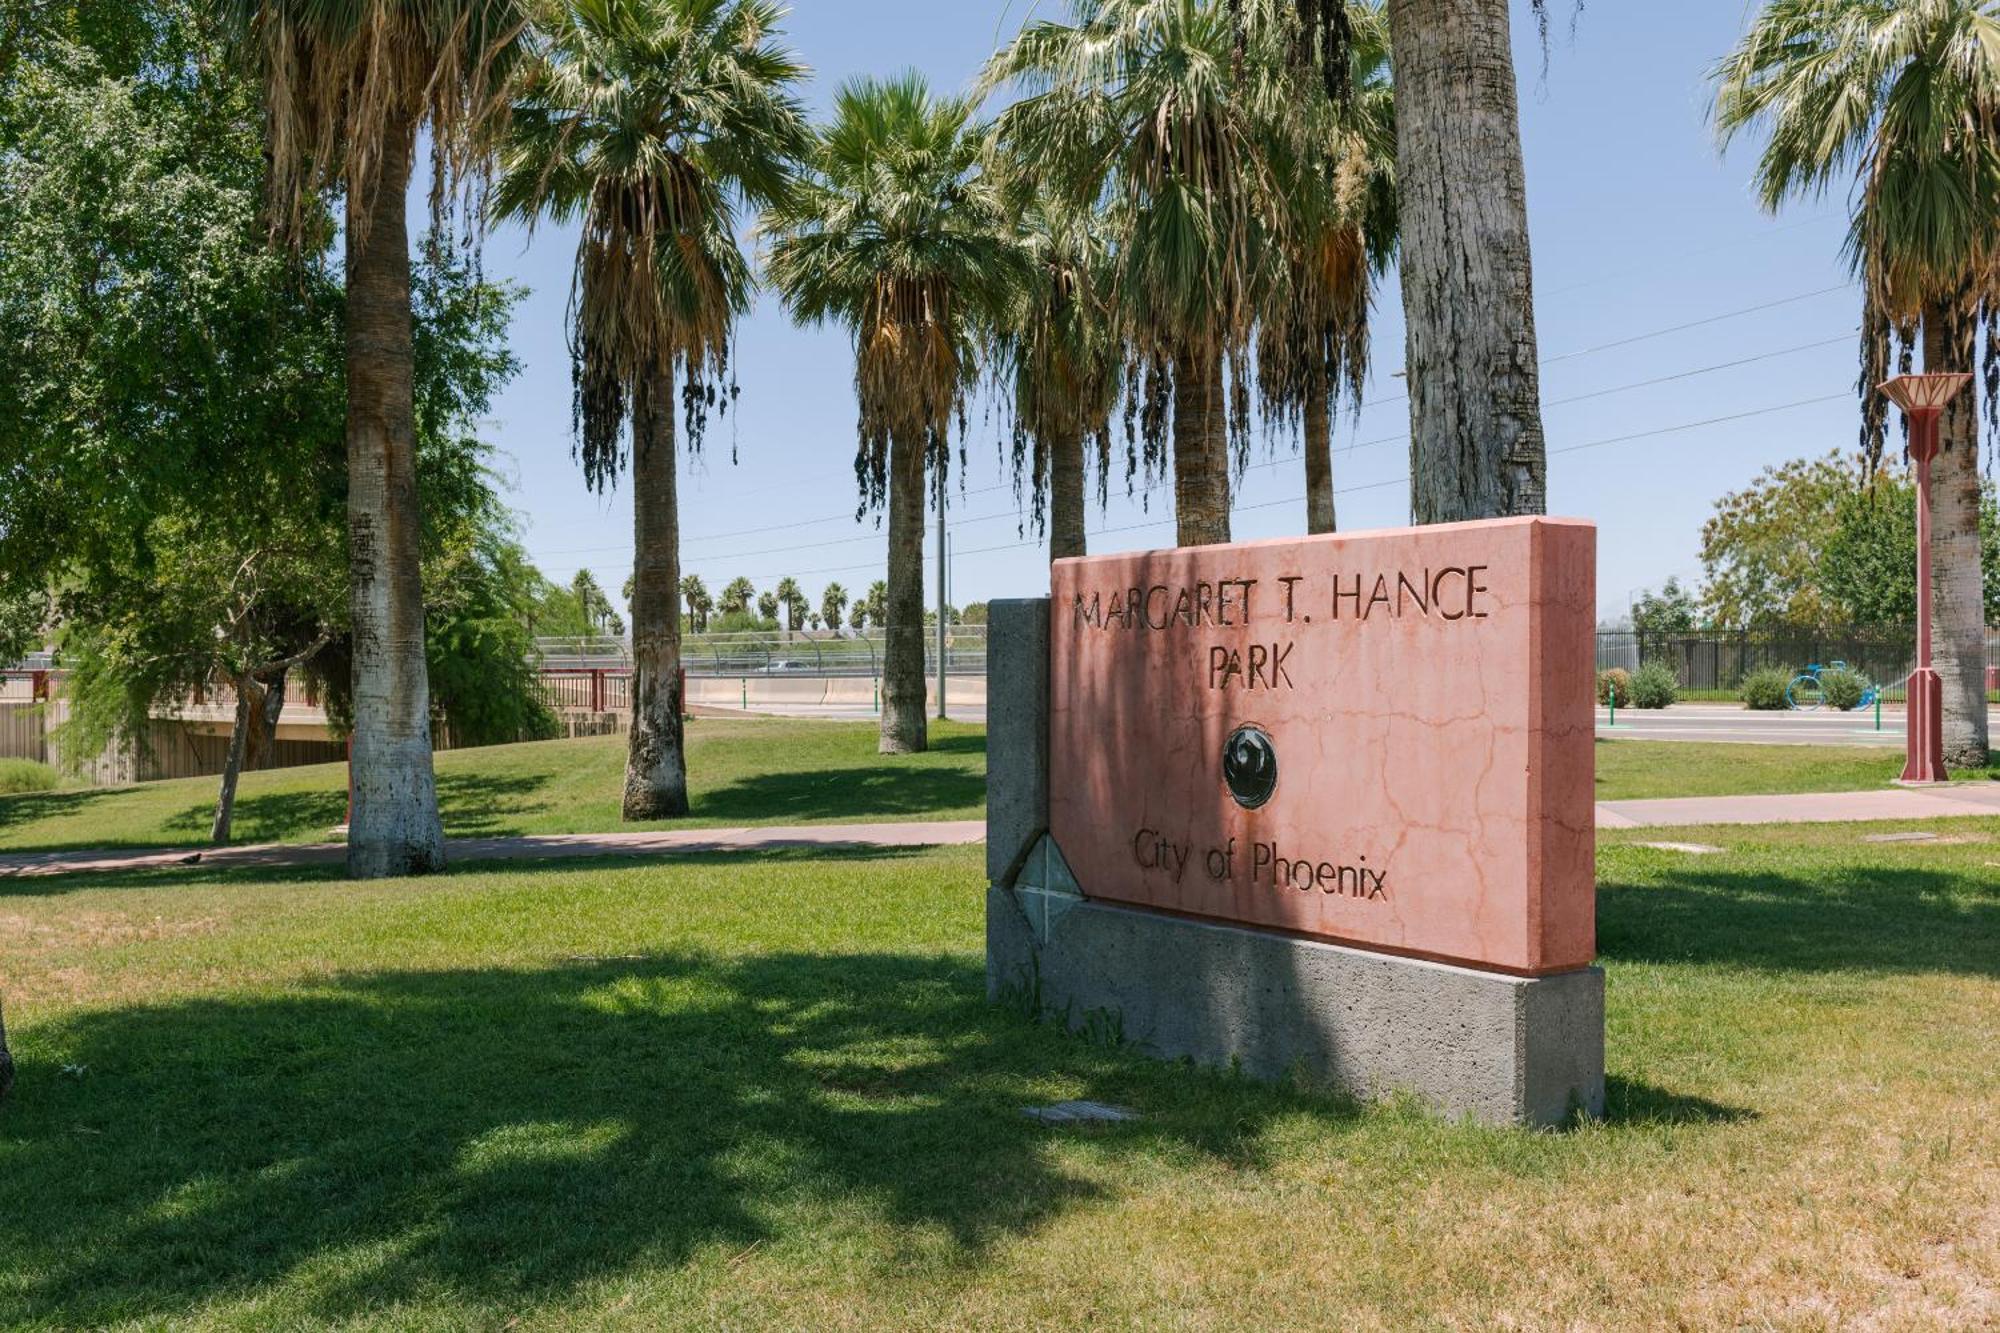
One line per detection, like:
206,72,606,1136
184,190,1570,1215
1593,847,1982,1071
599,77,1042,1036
531,321,1857,572
681,388,1852,586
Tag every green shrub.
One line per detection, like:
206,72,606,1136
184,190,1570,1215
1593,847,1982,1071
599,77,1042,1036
1629,661,1679,709
1818,665,1869,711
0,759,57,795
1741,667,1793,711
1596,668,1632,707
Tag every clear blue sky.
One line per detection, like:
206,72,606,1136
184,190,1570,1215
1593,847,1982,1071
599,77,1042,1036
473,0,1857,625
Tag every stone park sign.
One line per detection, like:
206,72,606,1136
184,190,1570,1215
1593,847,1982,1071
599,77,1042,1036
986,517,1605,1126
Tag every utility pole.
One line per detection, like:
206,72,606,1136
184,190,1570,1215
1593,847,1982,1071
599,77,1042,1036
935,472,948,720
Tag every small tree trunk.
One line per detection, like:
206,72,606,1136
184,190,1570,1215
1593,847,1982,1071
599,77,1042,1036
1050,420,1087,560
211,675,254,845
1172,343,1231,546
1924,305,1990,768
1304,367,1336,535
1388,0,1547,524
257,667,288,769
881,426,928,754
624,361,690,818
0,1000,12,1102
344,109,444,877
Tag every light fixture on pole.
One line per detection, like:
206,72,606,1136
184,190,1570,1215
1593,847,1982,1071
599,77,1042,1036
1878,371,1972,785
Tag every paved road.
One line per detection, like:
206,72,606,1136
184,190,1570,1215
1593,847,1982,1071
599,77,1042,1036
1599,703,1904,747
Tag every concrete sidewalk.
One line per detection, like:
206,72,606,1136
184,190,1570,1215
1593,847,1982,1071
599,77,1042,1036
5,786,1998,880
0,820,987,880
1595,783,2000,829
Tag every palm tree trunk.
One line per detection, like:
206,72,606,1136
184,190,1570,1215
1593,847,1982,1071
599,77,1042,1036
1050,420,1087,560
211,674,254,845
1387,0,1547,524
1173,343,1231,546
881,426,928,754
344,112,445,877
1924,304,1990,768
624,361,690,818
1304,367,1336,535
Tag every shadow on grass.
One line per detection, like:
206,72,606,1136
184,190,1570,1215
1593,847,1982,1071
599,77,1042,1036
697,763,986,825
0,950,1289,1325
162,788,348,843
1600,1075,1752,1127
1598,862,2000,977
436,770,559,836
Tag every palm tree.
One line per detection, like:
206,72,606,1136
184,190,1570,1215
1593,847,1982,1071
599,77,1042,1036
765,74,1023,752
985,0,1297,547
494,0,808,819
819,581,848,634
1715,0,2000,767
1381,0,1549,522
1254,2,1395,535
217,0,525,876
990,178,1121,560
774,576,806,631
719,575,756,615
680,573,710,631
756,589,780,623
864,579,889,629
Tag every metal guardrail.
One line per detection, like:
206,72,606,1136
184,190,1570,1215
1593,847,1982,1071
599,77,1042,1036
534,627,988,679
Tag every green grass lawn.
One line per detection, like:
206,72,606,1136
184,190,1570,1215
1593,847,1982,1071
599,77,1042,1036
0,718,986,853
1591,738,1925,800
1,824,1995,1327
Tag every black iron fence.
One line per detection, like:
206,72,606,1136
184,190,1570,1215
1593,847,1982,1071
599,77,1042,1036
1596,626,2000,699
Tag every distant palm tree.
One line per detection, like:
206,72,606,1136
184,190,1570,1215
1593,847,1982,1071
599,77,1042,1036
1716,0,2000,767
774,576,807,631
680,573,711,631
820,581,849,634
217,0,527,876
494,0,808,818
719,575,756,615
985,0,1297,547
765,74,1023,752
1255,1,1395,535
756,589,780,623
847,598,869,632
864,579,889,629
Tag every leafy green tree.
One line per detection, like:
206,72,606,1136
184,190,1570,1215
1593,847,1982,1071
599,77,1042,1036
1630,577,1700,665
1699,453,1855,629
1717,0,2000,764
819,582,849,636
985,0,1297,547
215,0,528,876
719,576,756,615
765,74,1023,754
1822,472,2000,626
960,601,989,625
494,0,808,819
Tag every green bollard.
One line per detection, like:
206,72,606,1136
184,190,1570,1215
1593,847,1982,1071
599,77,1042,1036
1608,693,1615,728
741,677,747,710
1875,694,1882,732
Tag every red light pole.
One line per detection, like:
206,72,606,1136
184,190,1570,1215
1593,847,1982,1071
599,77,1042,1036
1879,372,1972,785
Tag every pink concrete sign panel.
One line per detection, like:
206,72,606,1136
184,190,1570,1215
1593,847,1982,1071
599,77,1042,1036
1047,516,1596,976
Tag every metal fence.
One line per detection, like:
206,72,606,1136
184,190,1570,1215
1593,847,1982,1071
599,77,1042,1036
533,626,989,680
1597,626,2000,698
